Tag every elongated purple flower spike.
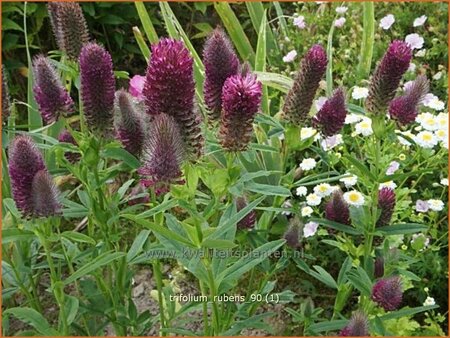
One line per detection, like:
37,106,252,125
339,311,369,337
372,276,403,311
8,135,46,218
203,27,240,123
313,88,347,136
366,41,412,114
58,129,80,163
219,72,262,151
144,38,203,159
325,190,351,225
80,43,115,134
138,114,185,194
236,196,256,229
48,2,89,60
389,75,429,126
374,255,385,279
33,55,74,124
283,44,327,125
2,65,11,121
31,170,61,218
377,187,396,227
114,89,146,157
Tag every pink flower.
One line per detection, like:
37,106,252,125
379,14,395,30
129,75,146,100
405,33,424,50
415,200,430,213
303,221,319,238
293,16,306,29
334,17,346,28
386,161,400,175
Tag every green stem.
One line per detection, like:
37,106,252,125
199,280,209,335
206,263,220,335
153,259,167,336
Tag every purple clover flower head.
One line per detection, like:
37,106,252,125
236,196,256,229
80,43,115,134
284,223,301,249
366,41,412,114
31,170,61,218
283,44,327,125
325,189,351,225
33,55,74,124
219,72,262,151
389,75,429,126
377,187,396,227
138,114,185,195
374,255,385,279
58,129,80,163
372,276,403,311
2,65,11,121
144,38,203,159
203,27,240,123
114,89,146,157
415,199,430,213
48,2,89,60
8,135,46,218
312,88,347,136
339,311,369,337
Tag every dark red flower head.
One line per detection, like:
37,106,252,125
366,41,412,114
377,187,396,227
313,88,347,136
236,196,256,229
31,170,61,218
33,55,74,124
339,311,369,336
325,189,351,225
283,44,327,125
372,276,402,311
203,27,240,123
219,72,262,151
58,129,80,163
2,65,11,122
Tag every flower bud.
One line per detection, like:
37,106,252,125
236,196,256,229
2,65,12,121
325,190,351,225
377,187,396,227
31,169,61,218
312,88,347,136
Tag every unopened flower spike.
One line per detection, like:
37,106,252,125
236,196,256,229
377,187,396,227
366,40,412,114
283,44,327,125
58,129,81,163
31,170,61,218
114,89,146,157
312,88,347,136
48,2,89,60
79,42,116,134
203,27,240,123
2,65,12,122
339,311,369,336
33,55,74,124
144,38,203,159
325,189,351,225
372,276,403,311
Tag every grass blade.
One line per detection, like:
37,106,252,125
245,2,279,55
134,2,158,44
357,2,375,80
133,26,151,62
255,10,269,113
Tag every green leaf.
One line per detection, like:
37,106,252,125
2,228,35,243
4,307,59,336
2,18,24,31
101,147,140,169
308,319,347,333
134,2,158,44
346,267,372,296
127,230,151,262
377,223,428,235
357,2,375,80
61,231,96,245
379,305,439,321
64,252,126,285
201,239,237,249
312,265,338,289
254,9,269,113
344,154,377,182
325,21,335,96
254,71,293,93
64,295,79,326
214,2,255,64
218,239,285,287
132,198,177,219
310,217,362,235
245,182,291,196
245,2,278,55
133,26,151,62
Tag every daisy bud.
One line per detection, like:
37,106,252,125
203,27,240,123
33,55,74,124
283,44,327,125
377,187,396,227
366,41,412,114
31,170,61,218
312,88,347,136
372,276,403,311
389,75,429,126
339,311,369,336
2,65,11,121
114,89,146,157
325,190,351,225
144,38,203,159
236,196,256,229
80,43,115,134
48,2,89,60
58,129,80,163
219,72,262,151
8,135,46,218
374,255,385,278
138,114,185,194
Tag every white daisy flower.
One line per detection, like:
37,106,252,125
435,129,448,142
440,178,448,186
423,95,445,111
415,131,438,148
423,297,436,307
303,221,319,238
335,6,348,14
300,127,320,141
343,191,365,207
436,113,448,130
306,193,322,206
300,158,317,171
345,113,363,124
433,71,443,80
296,186,308,197
355,118,373,136
413,15,427,27
301,206,314,217
408,63,417,72
379,181,397,190
405,33,424,50
340,174,358,187
313,183,333,197
427,199,444,211
415,49,426,57
352,86,369,100
379,14,395,30
396,130,415,146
